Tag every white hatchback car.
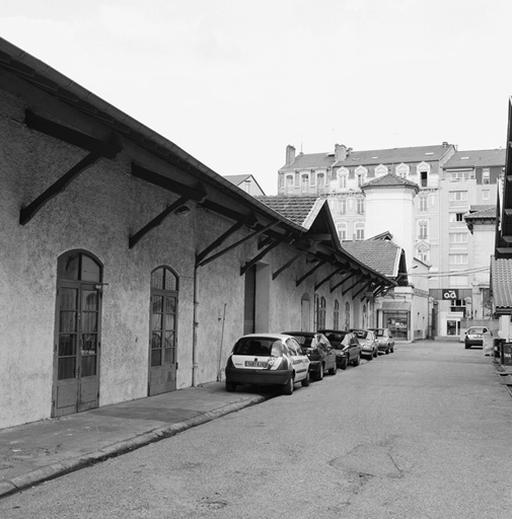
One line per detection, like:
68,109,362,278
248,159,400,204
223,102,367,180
225,333,310,395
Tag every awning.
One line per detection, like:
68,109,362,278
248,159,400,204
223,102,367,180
380,301,411,312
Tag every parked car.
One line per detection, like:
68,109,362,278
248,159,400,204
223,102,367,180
351,329,378,360
370,327,395,354
318,329,361,369
225,333,310,394
464,326,491,349
282,331,336,380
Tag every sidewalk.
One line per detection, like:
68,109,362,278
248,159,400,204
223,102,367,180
0,382,271,499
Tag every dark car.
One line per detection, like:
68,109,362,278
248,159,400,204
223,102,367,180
370,327,395,354
351,329,378,360
282,331,337,380
318,329,361,370
464,326,490,349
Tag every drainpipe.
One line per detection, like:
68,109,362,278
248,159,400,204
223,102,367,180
192,263,199,386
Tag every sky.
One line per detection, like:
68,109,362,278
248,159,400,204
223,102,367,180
1,0,511,195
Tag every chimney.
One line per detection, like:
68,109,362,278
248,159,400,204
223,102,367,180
442,141,449,147
286,145,296,165
335,143,348,161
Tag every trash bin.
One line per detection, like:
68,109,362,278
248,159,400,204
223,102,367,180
494,338,505,360
502,342,512,366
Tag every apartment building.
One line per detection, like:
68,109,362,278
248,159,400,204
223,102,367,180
278,144,505,338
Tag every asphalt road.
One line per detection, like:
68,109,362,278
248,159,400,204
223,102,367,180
1,340,512,519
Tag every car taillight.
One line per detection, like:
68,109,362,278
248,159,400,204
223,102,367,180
271,357,287,370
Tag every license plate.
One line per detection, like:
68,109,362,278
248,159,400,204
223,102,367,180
245,360,267,368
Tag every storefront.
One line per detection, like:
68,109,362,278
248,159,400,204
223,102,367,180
378,302,411,341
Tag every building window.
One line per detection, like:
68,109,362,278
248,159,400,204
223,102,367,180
355,223,365,240
482,168,490,184
482,190,490,200
356,198,365,214
449,212,465,222
449,254,468,265
419,196,428,212
449,232,468,244
396,163,409,178
286,175,293,190
338,224,347,241
340,199,347,215
449,191,468,203
355,166,368,186
375,164,388,177
333,300,340,329
450,170,473,181
417,162,430,187
418,221,428,240
317,173,325,188
417,248,429,263
316,296,326,329
301,174,309,192
345,302,351,330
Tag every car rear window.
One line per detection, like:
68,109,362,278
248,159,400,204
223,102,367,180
286,334,312,347
353,330,368,339
469,327,485,334
233,338,284,356
374,329,384,337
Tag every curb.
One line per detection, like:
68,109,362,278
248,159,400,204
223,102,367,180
0,394,268,500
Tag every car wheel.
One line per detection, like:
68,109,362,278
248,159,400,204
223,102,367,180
283,375,294,395
465,344,470,349
340,358,347,370
226,381,237,392
301,372,310,387
352,355,360,367
367,354,373,361
373,349,378,358
316,363,324,381
385,347,390,354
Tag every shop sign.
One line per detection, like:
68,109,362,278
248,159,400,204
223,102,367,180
442,289,459,300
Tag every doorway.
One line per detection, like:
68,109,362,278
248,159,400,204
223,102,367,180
148,266,178,396
53,251,102,417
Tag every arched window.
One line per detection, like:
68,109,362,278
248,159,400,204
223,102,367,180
338,167,349,189
345,302,351,330
362,304,368,329
355,166,368,186
149,267,179,395
333,300,340,329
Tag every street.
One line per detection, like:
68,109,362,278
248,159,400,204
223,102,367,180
1,340,512,518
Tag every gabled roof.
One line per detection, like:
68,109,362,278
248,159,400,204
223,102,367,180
342,239,403,278
443,149,506,169
362,173,419,192
257,196,322,227
224,174,252,185
491,257,512,312
280,144,453,170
